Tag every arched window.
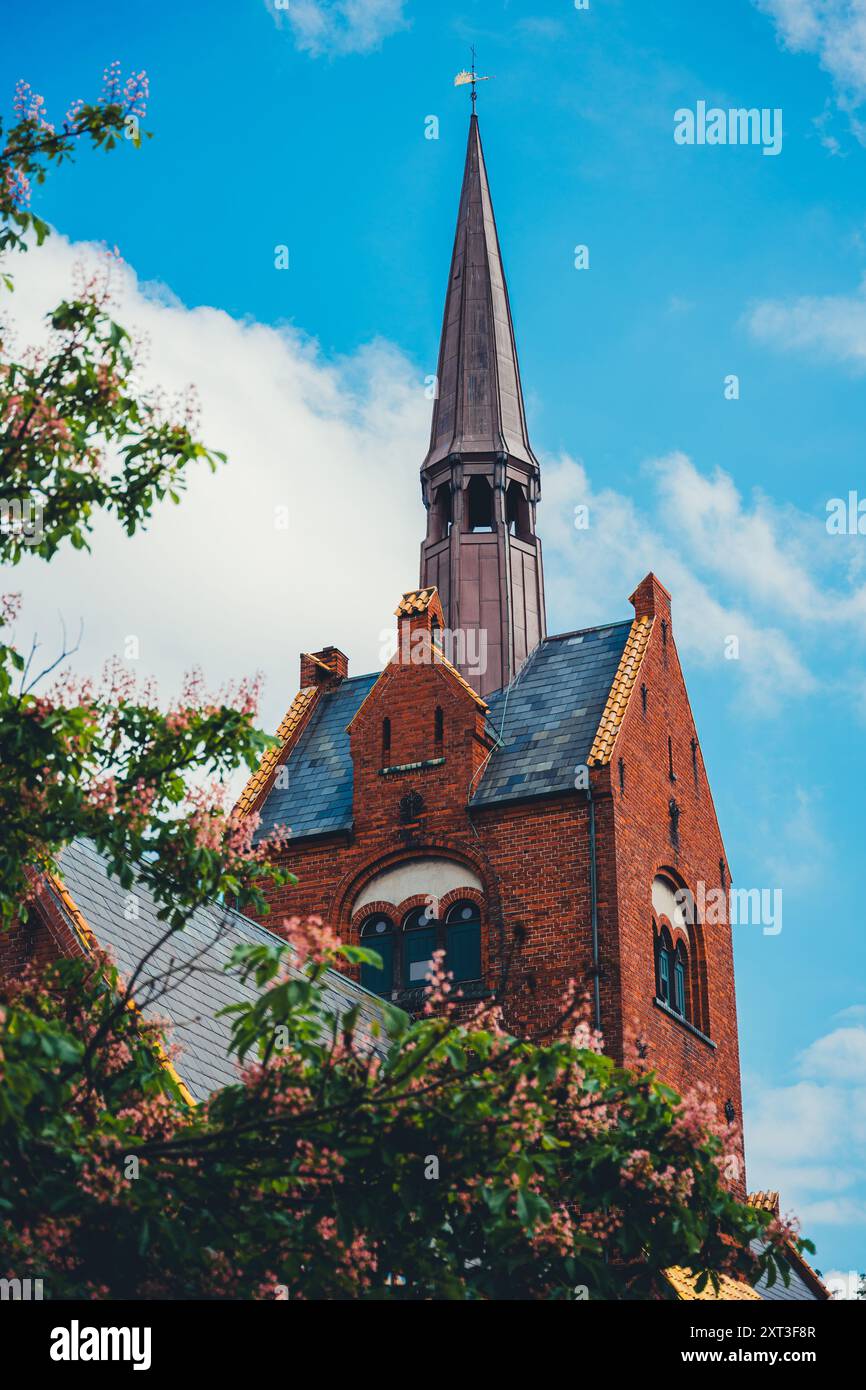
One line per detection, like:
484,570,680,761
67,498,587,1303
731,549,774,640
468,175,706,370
655,926,690,1021
505,480,532,540
434,705,444,745
355,889,485,1001
360,916,394,997
656,928,673,1006
466,476,493,532
673,944,687,1017
432,483,452,541
652,874,706,1033
445,899,481,983
403,904,437,987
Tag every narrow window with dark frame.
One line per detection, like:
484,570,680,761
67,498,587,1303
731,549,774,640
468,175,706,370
360,917,394,997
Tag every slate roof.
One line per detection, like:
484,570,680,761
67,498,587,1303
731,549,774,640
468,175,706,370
747,1194,830,1301
472,622,633,807
51,839,389,1102
236,684,317,817
254,672,378,844
751,1243,826,1302
253,622,633,840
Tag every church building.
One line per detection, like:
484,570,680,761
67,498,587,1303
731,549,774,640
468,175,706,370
237,112,747,1191
1,106,830,1300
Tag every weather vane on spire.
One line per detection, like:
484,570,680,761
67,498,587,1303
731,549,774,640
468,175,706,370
454,46,493,109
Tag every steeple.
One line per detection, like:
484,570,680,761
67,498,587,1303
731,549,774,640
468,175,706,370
420,113,546,698
423,114,537,472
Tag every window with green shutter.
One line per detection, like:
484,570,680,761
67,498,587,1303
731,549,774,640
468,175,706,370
403,905,437,986
657,931,671,1005
445,900,481,982
360,917,394,997
673,948,686,1017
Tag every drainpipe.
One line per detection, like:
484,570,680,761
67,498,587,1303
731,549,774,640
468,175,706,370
587,784,601,1034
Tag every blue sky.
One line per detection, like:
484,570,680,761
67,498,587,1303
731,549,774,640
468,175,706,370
3,0,865,1284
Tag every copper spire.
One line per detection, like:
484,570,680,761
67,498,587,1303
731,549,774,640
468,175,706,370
419,110,546,698
422,113,537,472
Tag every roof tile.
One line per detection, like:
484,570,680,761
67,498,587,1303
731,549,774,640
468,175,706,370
587,615,652,766
665,1267,762,1301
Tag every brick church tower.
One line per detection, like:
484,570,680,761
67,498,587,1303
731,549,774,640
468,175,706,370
239,111,747,1188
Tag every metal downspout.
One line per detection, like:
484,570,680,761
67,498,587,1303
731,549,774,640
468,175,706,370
587,784,601,1033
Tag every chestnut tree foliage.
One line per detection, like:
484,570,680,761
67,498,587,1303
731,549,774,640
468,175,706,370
0,73,807,1300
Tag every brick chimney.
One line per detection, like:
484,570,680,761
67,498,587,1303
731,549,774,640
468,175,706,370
394,587,446,666
300,646,349,688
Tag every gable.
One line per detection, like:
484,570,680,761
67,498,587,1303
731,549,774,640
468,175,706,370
347,642,487,741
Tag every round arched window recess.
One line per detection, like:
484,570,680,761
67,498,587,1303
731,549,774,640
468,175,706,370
444,899,482,984
360,916,394,997
651,875,707,1033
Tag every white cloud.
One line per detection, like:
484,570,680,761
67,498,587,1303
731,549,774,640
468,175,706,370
265,0,409,58
761,787,832,895
3,232,426,739
745,1021,866,1230
755,0,828,51
799,1025,866,1084
747,275,866,369
540,449,866,711
822,1267,863,1297
755,0,866,132
4,232,865,747
835,1003,866,1023
649,452,866,627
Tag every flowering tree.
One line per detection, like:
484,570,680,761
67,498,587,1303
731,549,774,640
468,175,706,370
0,72,810,1300
0,70,292,930
0,937,802,1300
0,66,219,566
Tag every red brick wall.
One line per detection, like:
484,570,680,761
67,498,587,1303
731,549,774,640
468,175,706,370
249,653,505,992
0,916,36,978
0,879,87,982
253,586,745,1189
606,578,745,1190
253,655,606,1044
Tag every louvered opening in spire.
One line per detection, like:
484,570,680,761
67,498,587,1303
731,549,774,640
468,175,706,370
423,115,536,470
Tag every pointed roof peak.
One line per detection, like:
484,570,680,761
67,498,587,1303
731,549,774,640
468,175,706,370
422,112,537,472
